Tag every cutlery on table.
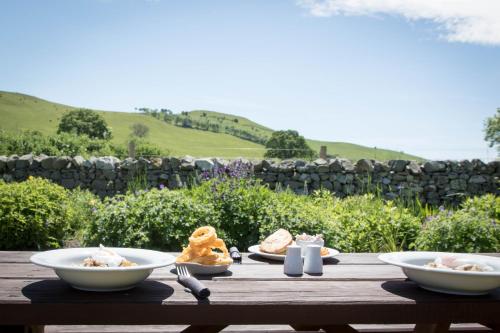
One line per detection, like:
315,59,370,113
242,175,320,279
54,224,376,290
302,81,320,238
176,265,210,298
230,246,242,263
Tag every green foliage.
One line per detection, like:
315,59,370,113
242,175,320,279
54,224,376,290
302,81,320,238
58,108,112,140
260,189,344,250
66,189,100,246
1,172,497,253
265,130,316,159
130,123,150,138
0,178,75,249
190,179,275,249
461,194,499,220
328,194,422,252
0,130,122,157
484,108,500,152
84,189,219,250
416,197,500,252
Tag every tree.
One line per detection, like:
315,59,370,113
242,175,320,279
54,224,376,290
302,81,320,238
484,109,500,153
57,109,112,140
131,123,149,138
264,130,315,159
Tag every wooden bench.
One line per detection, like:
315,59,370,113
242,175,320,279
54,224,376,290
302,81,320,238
0,252,498,333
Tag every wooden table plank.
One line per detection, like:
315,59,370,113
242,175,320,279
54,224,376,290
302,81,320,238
0,263,406,281
43,324,493,333
0,279,499,325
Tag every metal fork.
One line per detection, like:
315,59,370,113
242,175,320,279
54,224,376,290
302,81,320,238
176,265,211,298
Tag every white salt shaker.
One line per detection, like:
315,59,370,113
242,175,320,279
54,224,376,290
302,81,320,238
304,245,323,275
284,245,303,276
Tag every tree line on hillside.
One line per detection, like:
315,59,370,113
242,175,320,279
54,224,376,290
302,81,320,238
136,107,269,145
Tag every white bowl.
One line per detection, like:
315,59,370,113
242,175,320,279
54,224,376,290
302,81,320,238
31,247,175,291
176,262,231,275
379,251,500,295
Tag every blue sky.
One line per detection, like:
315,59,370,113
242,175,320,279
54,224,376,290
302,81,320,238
1,0,498,160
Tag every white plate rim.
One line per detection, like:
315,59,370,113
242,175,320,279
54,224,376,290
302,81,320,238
378,251,500,277
30,247,176,272
175,262,231,268
248,244,339,260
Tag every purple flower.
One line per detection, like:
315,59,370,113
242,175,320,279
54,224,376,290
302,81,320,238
159,183,165,190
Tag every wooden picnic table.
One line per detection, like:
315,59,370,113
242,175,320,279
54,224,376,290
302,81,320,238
0,252,499,333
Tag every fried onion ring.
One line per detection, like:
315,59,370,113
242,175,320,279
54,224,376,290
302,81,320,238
188,226,216,247
176,226,233,266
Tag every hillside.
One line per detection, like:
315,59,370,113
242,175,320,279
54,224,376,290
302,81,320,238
0,92,264,158
0,91,423,161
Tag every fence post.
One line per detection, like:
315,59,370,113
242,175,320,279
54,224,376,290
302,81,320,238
319,146,327,159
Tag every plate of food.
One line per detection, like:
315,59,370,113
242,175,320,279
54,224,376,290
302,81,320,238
378,251,500,295
248,229,339,261
30,245,175,291
176,226,233,275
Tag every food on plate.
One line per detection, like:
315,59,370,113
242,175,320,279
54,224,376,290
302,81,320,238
176,226,233,265
425,255,494,272
260,230,331,256
82,244,137,267
295,233,329,255
259,229,293,254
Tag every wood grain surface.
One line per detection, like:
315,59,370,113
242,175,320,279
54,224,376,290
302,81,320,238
0,252,499,329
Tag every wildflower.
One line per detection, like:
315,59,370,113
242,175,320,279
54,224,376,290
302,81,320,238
159,183,165,190
28,176,34,181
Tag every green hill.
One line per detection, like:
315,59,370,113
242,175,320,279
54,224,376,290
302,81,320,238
0,91,423,161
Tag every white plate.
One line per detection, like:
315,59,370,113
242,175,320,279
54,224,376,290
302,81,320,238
378,251,500,295
176,262,231,275
31,247,175,292
248,245,339,261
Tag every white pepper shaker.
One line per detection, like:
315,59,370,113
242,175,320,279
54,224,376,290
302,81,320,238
284,245,303,276
304,245,323,275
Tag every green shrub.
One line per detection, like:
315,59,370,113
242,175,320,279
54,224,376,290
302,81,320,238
329,194,421,252
460,194,499,220
84,189,219,250
415,196,500,252
260,189,343,249
58,108,112,140
190,178,274,249
0,130,129,157
0,177,76,250
66,189,100,246
134,140,164,157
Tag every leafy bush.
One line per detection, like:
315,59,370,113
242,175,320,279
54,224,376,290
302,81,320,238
329,194,422,252
84,189,219,250
0,130,126,157
66,189,100,246
260,189,344,250
131,123,150,138
190,178,275,249
415,196,500,252
134,140,164,157
265,130,316,159
460,194,499,220
58,108,112,139
0,177,77,249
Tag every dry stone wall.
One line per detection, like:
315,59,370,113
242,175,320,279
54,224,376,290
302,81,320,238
0,154,498,205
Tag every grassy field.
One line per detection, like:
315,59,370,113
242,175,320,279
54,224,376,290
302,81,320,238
0,91,423,160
